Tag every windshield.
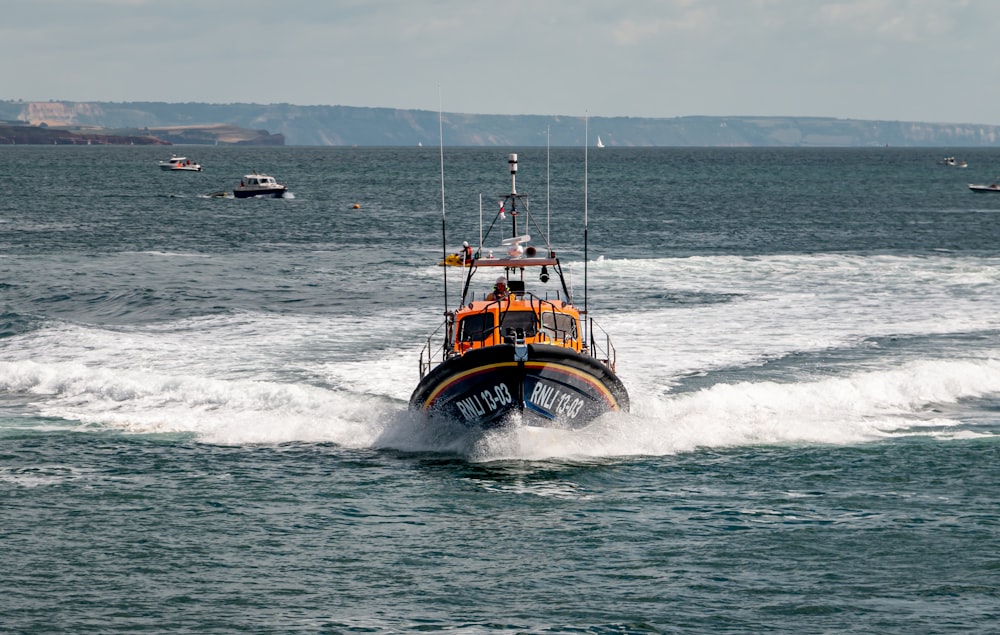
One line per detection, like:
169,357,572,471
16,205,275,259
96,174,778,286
458,313,495,342
498,311,538,337
541,311,577,340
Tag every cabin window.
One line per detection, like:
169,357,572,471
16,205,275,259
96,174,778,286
458,313,495,342
541,312,577,340
498,311,538,338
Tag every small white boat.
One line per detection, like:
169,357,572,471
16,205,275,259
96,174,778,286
596,135,605,148
159,155,202,171
939,156,968,168
233,172,287,198
968,181,1000,193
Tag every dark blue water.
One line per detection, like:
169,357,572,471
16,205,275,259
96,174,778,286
1,145,998,633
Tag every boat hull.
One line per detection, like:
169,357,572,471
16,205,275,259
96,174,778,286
159,162,201,171
233,187,287,199
409,344,629,429
969,184,1000,193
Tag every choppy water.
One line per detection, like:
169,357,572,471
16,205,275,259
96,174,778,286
1,145,999,633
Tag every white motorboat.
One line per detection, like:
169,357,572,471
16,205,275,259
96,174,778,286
939,156,968,168
968,181,1000,193
159,155,202,171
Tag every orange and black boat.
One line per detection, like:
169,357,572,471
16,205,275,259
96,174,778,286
410,153,629,429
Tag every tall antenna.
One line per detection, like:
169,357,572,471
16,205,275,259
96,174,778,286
546,126,551,252
439,94,448,314
584,112,589,326
508,152,518,238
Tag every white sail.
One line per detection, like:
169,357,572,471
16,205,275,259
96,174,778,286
596,135,605,148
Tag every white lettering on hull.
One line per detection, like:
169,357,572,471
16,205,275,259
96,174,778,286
454,383,514,422
529,382,585,419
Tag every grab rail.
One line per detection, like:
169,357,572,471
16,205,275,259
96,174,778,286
586,318,618,373
417,318,450,379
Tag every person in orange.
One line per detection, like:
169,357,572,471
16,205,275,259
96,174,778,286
491,276,509,301
461,241,473,264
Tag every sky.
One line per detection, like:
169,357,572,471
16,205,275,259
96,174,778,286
3,0,998,125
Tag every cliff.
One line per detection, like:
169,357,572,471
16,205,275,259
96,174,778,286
1,100,998,147
144,124,284,146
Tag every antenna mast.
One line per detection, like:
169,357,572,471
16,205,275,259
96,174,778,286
439,98,448,315
584,113,589,333
546,126,551,253
508,152,518,238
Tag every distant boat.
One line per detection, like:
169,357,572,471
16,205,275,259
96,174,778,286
968,180,1000,193
233,172,287,198
438,252,472,267
596,135,605,148
159,155,202,172
939,156,967,168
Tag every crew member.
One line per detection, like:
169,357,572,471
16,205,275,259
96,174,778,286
491,276,509,301
462,241,473,264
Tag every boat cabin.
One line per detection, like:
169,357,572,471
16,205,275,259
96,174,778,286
452,281,582,355
243,174,278,187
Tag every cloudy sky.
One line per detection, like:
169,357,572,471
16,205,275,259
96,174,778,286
4,0,997,124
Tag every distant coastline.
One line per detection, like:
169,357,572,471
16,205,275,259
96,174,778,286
0,121,168,146
0,117,284,147
1,100,999,147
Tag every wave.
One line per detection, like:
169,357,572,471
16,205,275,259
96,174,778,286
0,312,46,339
1,354,996,460
3,251,1000,459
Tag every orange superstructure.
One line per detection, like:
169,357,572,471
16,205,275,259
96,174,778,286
452,295,583,355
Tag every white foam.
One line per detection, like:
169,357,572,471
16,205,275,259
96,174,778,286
3,253,999,457
460,358,1000,462
589,254,1000,392
3,352,995,459
0,464,95,488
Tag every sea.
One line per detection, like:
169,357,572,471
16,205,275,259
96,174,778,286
1,144,999,634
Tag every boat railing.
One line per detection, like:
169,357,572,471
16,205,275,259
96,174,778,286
527,295,579,346
458,293,579,346
585,318,618,373
419,297,618,375
417,317,452,379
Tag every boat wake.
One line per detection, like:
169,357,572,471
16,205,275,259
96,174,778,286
3,252,1000,460
1,340,997,461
